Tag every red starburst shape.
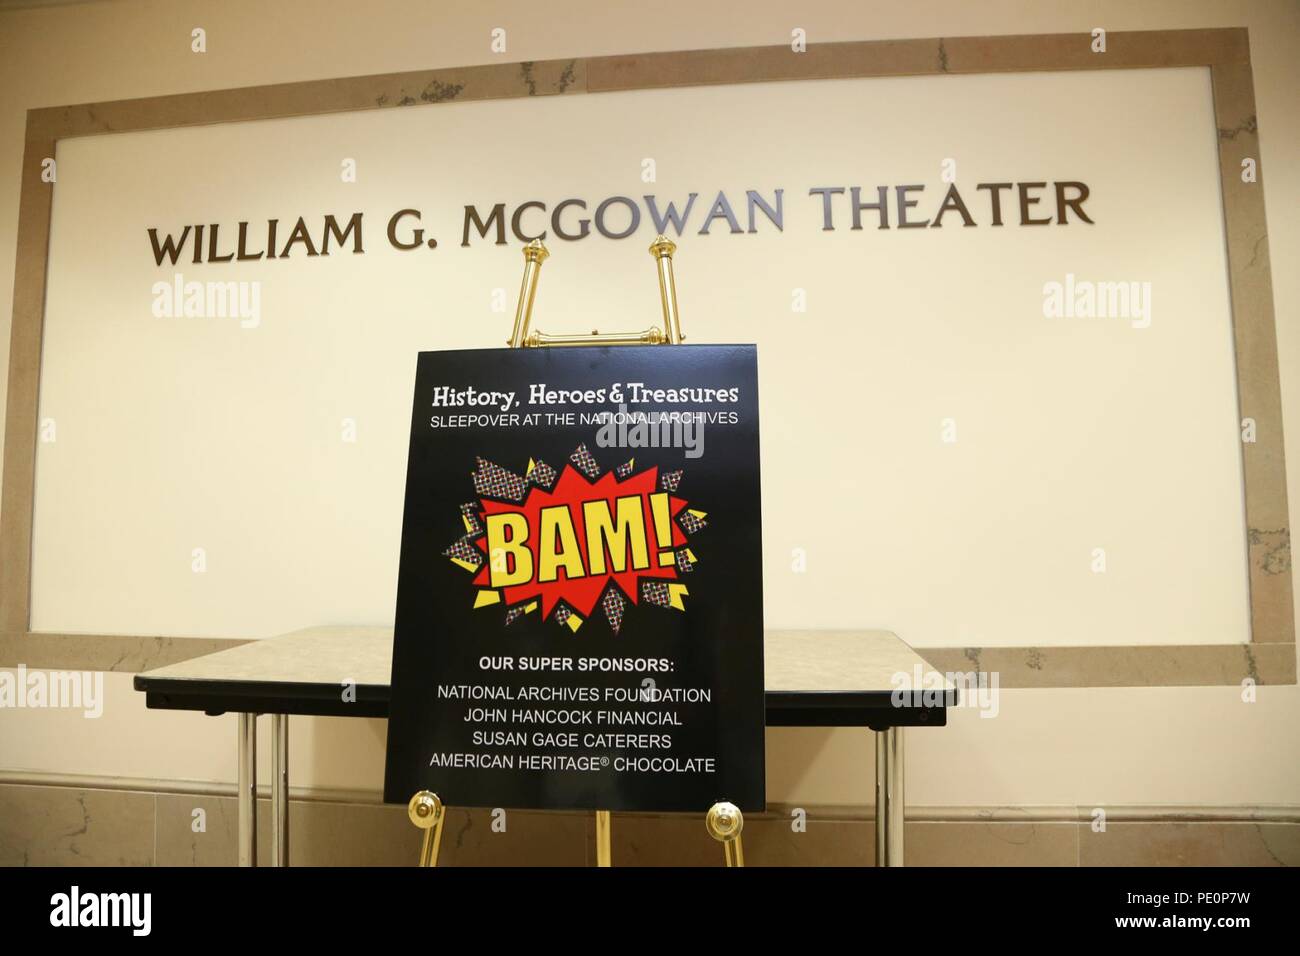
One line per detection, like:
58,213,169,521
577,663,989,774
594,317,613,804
443,449,705,633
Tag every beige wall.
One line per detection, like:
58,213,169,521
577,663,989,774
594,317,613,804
2,0,1299,812
27,66,1248,646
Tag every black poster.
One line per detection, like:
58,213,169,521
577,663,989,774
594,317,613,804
383,344,764,812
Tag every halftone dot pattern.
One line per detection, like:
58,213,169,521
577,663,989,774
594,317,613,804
677,511,706,534
442,535,483,567
642,580,671,608
459,502,483,534
527,460,558,489
569,443,601,479
473,457,526,501
601,588,627,634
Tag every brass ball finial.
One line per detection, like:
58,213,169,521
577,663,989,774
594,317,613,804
523,238,550,264
407,790,444,830
648,234,676,259
705,801,743,842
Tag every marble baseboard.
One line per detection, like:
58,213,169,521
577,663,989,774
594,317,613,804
1079,822,1300,867
1,782,1297,866
0,783,155,866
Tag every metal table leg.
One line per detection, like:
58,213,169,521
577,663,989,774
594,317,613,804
271,714,289,867
238,713,257,867
875,731,886,866
875,727,906,866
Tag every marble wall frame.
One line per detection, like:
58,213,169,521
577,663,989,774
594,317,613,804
1,29,1292,687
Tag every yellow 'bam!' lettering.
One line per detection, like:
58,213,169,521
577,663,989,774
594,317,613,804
538,505,584,583
583,496,650,575
484,493,671,587
484,513,532,586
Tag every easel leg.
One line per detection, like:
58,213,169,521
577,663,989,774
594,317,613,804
595,810,612,866
408,791,446,867
705,802,745,867
238,713,257,867
875,727,905,866
271,714,289,866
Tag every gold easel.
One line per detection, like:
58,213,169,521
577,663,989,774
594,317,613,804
409,235,745,867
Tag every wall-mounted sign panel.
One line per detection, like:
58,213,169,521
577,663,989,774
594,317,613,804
30,67,1248,649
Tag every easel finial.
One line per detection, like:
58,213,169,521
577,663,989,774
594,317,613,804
522,237,549,264
648,235,676,259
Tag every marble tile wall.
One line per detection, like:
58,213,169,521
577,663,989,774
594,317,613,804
1,783,1296,866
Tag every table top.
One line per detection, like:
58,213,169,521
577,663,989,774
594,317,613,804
135,626,954,729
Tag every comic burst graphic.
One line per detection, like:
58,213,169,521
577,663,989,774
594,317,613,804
442,444,706,634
